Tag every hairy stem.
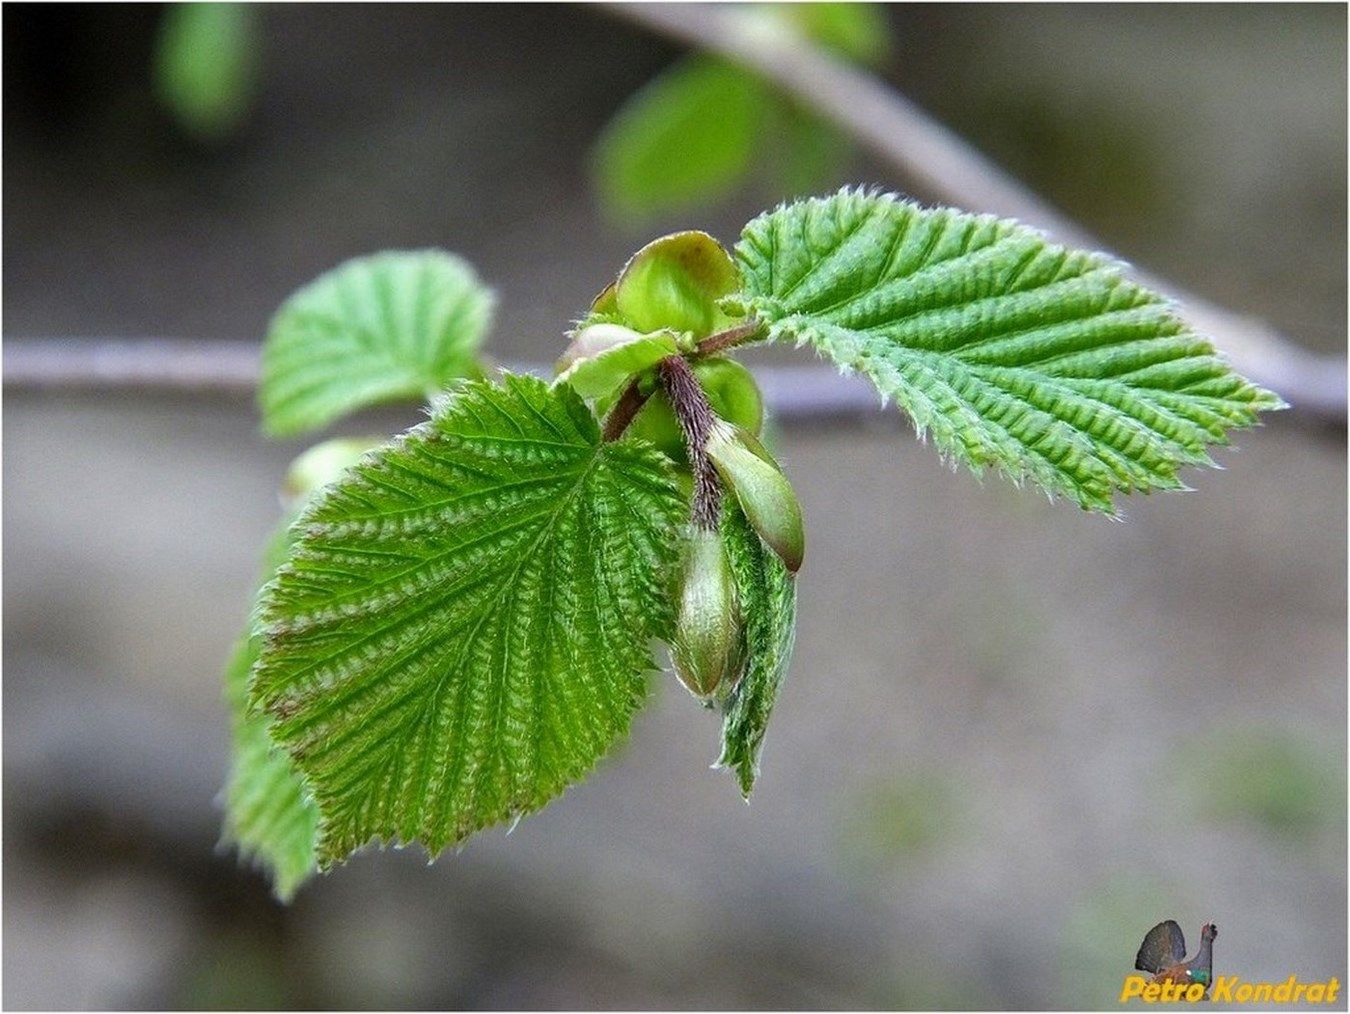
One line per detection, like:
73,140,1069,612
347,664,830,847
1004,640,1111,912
693,320,767,358
659,355,722,530
601,378,651,441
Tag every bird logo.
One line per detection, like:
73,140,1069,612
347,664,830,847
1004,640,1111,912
1134,920,1218,998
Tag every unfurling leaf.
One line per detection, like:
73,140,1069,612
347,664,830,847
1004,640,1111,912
556,322,644,372
735,189,1284,514
555,327,679,403
716,504,797,797
671,528,741,699
260,250,494,437
252,375,685,864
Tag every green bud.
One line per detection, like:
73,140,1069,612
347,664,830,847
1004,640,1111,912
615,231,739,337
705,422,805,573
283,437,383,505
671,528,741,699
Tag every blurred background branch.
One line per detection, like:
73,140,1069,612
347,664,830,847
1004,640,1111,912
5,3,1342,426
602,1,1348,422
1,338,884,422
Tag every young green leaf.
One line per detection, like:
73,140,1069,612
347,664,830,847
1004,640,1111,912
594,57,768,221
222,525,319,901
260,251,494,437
252,375,686,864
734,189,1284,514
716,504,797,797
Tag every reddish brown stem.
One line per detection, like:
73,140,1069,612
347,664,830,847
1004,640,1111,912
601,378,651,441
693,320,766,358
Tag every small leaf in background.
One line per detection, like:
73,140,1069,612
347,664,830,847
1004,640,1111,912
772,101,851,199
222,524,318,902
591,4,893,220
776,2,891,67
735,189,1284,514
281,436,383,505
716,503,797,796
594,57,768,222
252,376,686,864
259,250,494,438
155,3,259,142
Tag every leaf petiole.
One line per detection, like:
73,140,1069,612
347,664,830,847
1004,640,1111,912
692,319,767,358
601,377,653,441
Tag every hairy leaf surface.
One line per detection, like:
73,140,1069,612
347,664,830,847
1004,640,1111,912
735,190,1283,513
253,376,685,863
260,251,494,437
223,525,318,900
717,505,797,797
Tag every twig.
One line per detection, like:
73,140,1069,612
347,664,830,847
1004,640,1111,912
0,338,892,423
2,338,264,395
601,2,1346,421
602,377,652,440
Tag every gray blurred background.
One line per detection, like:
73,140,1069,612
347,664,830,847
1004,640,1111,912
4,4,1345,1009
